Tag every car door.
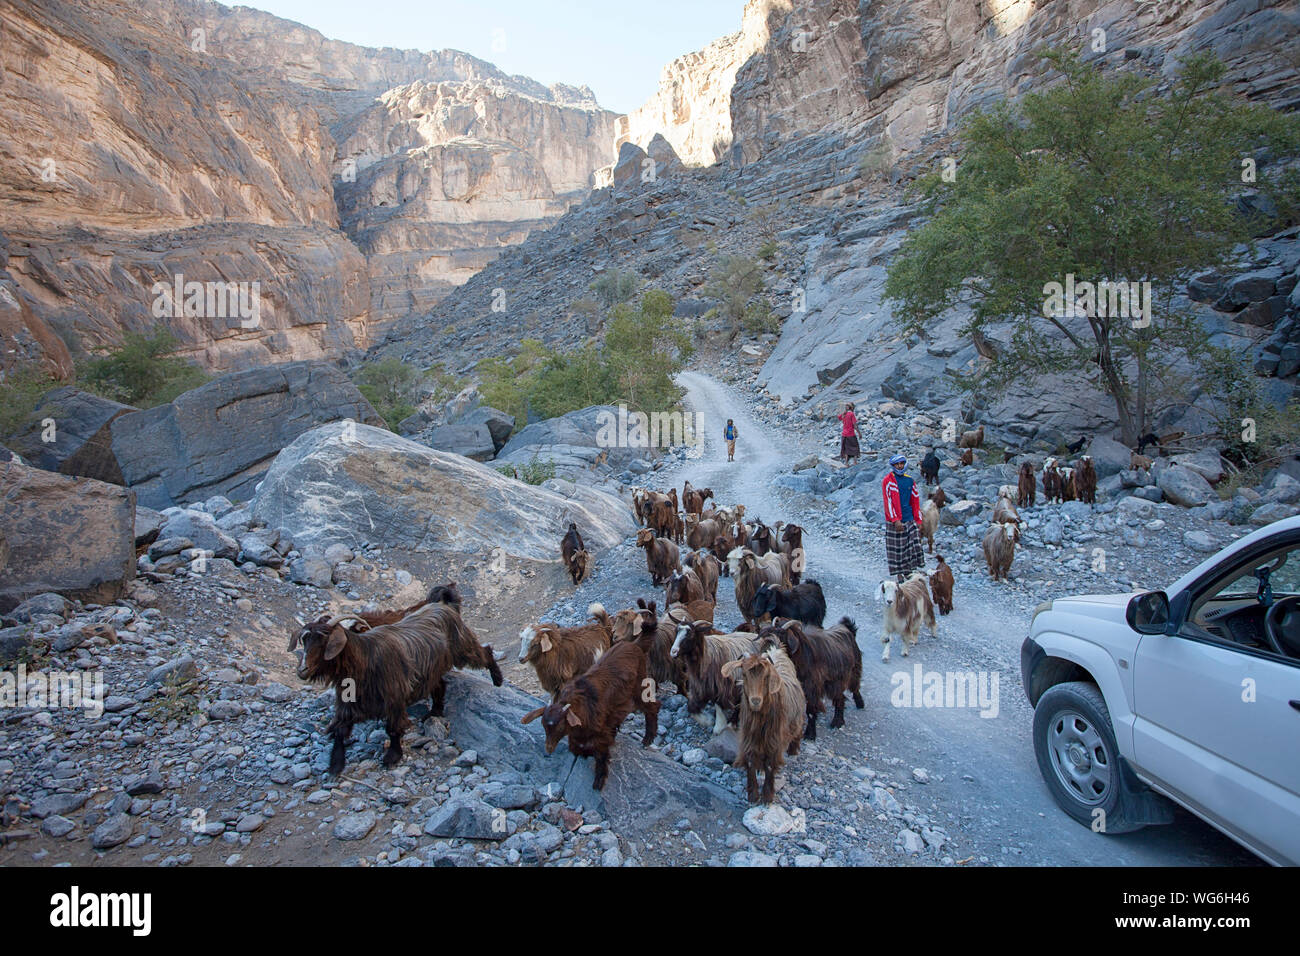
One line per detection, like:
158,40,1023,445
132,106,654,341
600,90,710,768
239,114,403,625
1132,568,1300,865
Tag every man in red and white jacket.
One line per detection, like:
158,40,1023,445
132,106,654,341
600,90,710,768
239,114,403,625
882,454,922,525
881,453,924,580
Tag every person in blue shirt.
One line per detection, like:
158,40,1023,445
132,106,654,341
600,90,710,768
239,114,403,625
724,419,738,462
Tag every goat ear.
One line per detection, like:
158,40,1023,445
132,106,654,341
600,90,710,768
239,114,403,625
287,631,301,653
521,707,545,725
721,660,740,680
565,709,582,727
539,633,553,653
323,627,348,661
767,667,783,698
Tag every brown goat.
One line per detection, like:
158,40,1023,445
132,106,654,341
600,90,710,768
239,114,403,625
1017,462,1036,508
685,515,723,551
992,493,1021,527
930,555,954,615
763,617,863,741
960,447,974,467
636,527,681,586
683,549,720,602
982,521,1021,582
665,568,707,607
728,547,791,625
722,640,806,804
289,604,503,774
749,522,776,556
521,641,659,790
779,524,806,585
518,603,613,700
670,619,755,733
611,599,689,692
1074,455,1097,504
643,492,676,539
560,523,592,586
929,486,947,509
958,425,985,449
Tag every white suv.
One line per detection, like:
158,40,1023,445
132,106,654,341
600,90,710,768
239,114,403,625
1022,516,1300,866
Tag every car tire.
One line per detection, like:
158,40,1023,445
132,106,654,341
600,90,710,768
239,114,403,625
1033,681,1144,835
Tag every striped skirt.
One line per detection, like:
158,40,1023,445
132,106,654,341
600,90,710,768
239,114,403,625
885,522,925,578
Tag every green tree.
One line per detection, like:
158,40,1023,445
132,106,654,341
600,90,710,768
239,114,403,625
590,270,640,309
703,255,768,337
884,50,1300,445
78,327,209,408
351,358,460,432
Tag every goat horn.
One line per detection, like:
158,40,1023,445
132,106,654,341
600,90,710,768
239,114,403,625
324,614,368,632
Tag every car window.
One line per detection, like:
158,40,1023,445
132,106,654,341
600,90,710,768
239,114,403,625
1212,549,1300,600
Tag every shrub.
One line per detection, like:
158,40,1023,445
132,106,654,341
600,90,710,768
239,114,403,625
352,358,460,432
78,327,209,408
0,367,59,439
496,456,555,485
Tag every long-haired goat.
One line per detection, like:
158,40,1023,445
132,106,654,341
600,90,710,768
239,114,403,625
636,527,681,586
670,619,755,734
763,617,863,740
876,572,937,663
982,521,1020,582
779,523,807,585
560,523,591,586
1074,455,1097,504
611,599,689,693
930,555,955,615
959,425,985,449
518,603,613,700
521,641,658,791
665,568,707,607
682,549,720,602
289,604,503,774
728,547,791,625
1016,462,1036,508
920,498,941,553
749,580,827,627
722,640,806,804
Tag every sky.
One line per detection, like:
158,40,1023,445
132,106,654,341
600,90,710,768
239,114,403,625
240,0,743,113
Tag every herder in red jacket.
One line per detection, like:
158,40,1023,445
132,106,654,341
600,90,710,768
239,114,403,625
882,453,924,582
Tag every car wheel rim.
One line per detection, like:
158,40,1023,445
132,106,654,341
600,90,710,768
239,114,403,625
1047,709,1111,807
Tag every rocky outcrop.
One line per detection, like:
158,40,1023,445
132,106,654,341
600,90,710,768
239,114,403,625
110,361,384,510
0,461,136,612
442,673,742,825
6,387,136,484
335,80,616,324
250,421,637,560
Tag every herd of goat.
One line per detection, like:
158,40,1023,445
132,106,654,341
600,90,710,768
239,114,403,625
285,438,1129,807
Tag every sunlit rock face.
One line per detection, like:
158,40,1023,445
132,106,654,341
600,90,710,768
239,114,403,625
0,0,615,373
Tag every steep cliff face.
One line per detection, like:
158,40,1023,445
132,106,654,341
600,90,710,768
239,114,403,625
336,81,617,325
621,0,1298,172
0,0,614,375
616,0,781,167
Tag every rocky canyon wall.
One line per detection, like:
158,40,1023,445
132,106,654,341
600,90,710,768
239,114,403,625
0,0,615,375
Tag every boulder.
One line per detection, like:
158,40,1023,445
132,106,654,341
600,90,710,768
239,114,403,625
134,506,165,547
426,423,496,462
157,511,239,560
251,422,635,561
0,461,135,613
612,141,649,189
440,672,741,829
110,361,384,510
1171,447,1225,484
1156,465,1215,507
496,405,657,474
457,406,516,452
1085,435,1132,479
6,387,135,483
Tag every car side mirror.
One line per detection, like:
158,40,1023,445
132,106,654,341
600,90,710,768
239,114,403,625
1126,591,1171,635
